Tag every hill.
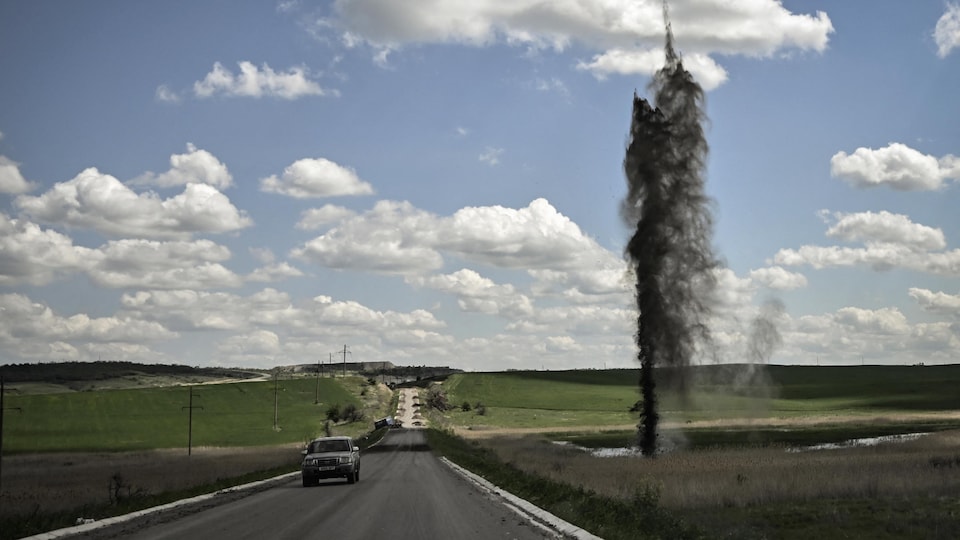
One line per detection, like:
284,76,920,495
0,361,260,394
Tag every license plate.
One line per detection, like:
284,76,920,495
318,466,335,471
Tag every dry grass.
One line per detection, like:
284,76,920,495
0,444,300,518
479,430,960,510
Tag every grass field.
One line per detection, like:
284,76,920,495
440,365,960,431
2,376,367,453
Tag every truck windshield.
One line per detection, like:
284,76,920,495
310,440,350,453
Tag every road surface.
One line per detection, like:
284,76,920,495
81,429,553,540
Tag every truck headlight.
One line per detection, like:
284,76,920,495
338,456,353,464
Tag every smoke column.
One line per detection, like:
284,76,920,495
622,4,718,456
735,299,785,400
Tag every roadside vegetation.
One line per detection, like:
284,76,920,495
478,431,960,538
427,366,960,539
424,428,699,540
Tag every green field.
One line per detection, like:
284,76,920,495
2,377,362,453
10,365,955,453
441,365,960,429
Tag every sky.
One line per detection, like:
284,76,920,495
1,1,958,371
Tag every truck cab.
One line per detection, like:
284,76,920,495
301,436,360,486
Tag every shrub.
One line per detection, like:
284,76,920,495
424,386,451,411
341,403,364,423
326,403,341,423
475,402,487,416
107,473,145,505
461,401,472,412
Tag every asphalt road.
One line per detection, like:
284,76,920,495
82,429,553,540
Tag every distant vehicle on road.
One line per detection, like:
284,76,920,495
374,416,396,429
301,436,360,486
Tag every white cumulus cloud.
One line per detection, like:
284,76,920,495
577,48,728,90
261,158,374,198
246,262,304,283
0,293,176,345
0,214,96,286
292,200,444,274
748,266,808,290
193,61,335,99
935,3,960,58
292,198,611,278
407,268,534,318
0,215,247,289
834,306,910,335
909,288,960,318
438,198,607,270
133,143,233,189
773,209,960,277
15,168,252,239
323,0,832,90
154,84,181,103
217,330,282,356
121,288,295,331
296,204,357,230
478,147,504,166
0,156,37,194
822,210,946,251
88,239,243,289
830,143,960,191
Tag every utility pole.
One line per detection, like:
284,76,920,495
340,345,351,377
273,369,280,431
315,356,321,404
182,387,202,456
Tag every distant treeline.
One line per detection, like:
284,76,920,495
0,361,254,384
291,361,461,380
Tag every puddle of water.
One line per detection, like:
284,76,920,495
553,432,931,457
552,440,648,457
590,447,643,458
786,432,929,453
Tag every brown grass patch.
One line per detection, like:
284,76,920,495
477,430,960,510
1,445,300,518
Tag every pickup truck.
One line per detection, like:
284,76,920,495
301,436,360,486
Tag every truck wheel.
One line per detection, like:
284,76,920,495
346,472,356,484
302,476,311,487
355,470,360,482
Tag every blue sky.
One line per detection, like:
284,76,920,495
1,1,958,371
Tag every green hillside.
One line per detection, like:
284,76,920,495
442,365,960,426
2,377,359,453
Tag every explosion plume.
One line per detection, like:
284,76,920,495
622,4,719,456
